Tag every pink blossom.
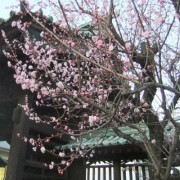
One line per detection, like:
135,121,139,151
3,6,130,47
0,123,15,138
128,103,133,107
144,77,149,82
83,113,88,117
90,154,93,157
24,0,29,5
7,61,12,67
124,59,130,67
28,65,33,70
40,31,44,37
151,139,156,144
49,164,54,169
73,91,77,97
143,31,151,38
83,103,88,108
16,21,22,29
71,42,75,47
32,147,37,152
40,146,46,153
140,0,146,4
96,40,103,48
61,160,66,165
30,71,37,78
98,95,103,100
88,115,94,126
137,23,142,28
92,36,98,42
88,115,97,126
58,168,63,174
59,152,65,157
86,51,91,57
70,136,76,140
29,138,36,146
36,11,42,17
155,17,165,24
11,21,17,27
158,0,165,3
24,44,30,50
22,84,28,90
56,81,64,90
134,108,140,113
109,44,114,51
41,87,49,96
125,43,131,52
143,102,149,107
37,93,41,99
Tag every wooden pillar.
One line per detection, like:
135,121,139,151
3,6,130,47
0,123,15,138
98,166,100,180
68,159,86,180
135,166,139,180
142,165,146,180
123,166,126,180
6,95,30,180
92,166,95,180
113,161,120,180
109,166,112,180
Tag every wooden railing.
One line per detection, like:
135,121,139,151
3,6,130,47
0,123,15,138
86,161,149,180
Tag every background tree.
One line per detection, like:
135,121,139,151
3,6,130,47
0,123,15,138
2,0,180,179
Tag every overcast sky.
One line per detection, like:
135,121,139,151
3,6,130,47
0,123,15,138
0,0,42,19
0,0,19,19
0,0,53,20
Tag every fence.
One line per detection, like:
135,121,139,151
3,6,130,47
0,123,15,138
86,161,149,180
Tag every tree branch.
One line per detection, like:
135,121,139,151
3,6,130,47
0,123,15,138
171,0,180,15
164,125,180,180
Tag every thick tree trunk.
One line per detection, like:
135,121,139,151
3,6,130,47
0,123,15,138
148,155,165,180
145,113,166,180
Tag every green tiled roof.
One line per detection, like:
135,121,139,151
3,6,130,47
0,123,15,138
59,124,149,150
58,118,179,150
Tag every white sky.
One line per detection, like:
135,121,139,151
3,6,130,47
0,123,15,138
0,0,20,19
0,0,47,19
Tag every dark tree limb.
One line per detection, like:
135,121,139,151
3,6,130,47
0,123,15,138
171,0,180,15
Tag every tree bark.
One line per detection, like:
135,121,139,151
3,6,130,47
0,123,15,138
143,111,165,180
